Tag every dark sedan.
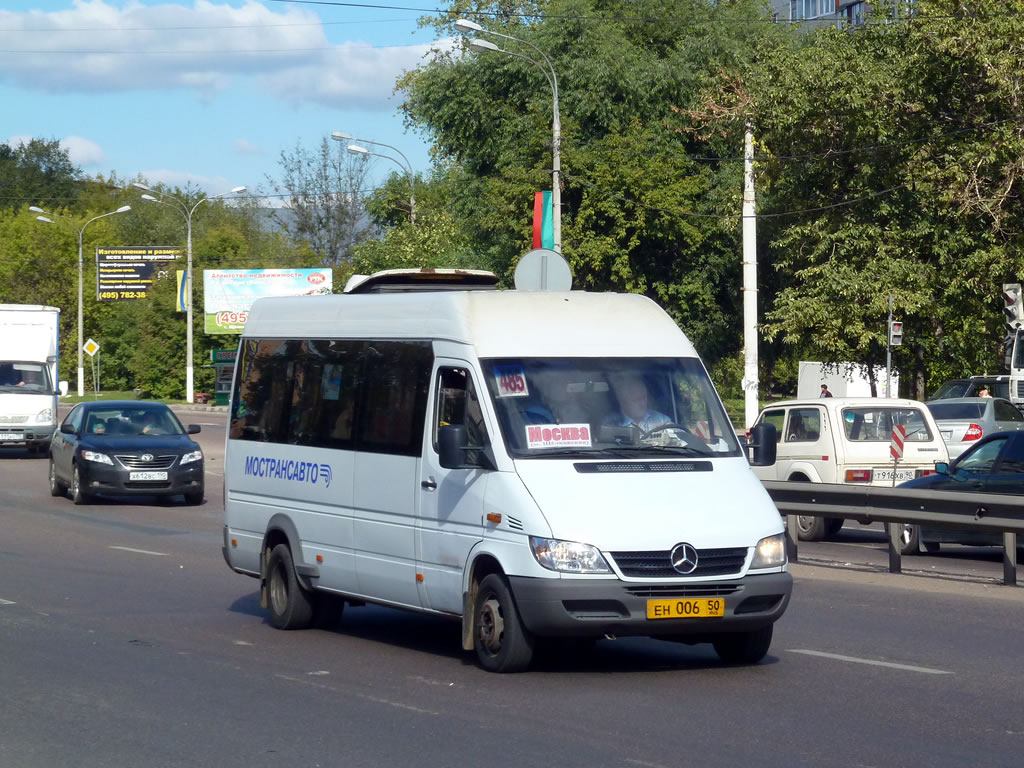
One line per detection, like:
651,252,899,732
897,430,1024,554
49,401,204,505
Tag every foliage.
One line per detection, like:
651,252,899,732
264,138,372,266
0,138,81,213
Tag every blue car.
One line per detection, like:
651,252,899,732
897,430,1024,555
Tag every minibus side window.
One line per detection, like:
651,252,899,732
356,340,432,456
433,367,488,452
289,340,359,449
230,339,300,442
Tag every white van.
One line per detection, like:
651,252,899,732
222,289,790,671
750,397,949,540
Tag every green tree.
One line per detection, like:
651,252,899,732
0,138,81,213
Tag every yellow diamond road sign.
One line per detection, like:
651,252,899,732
83,338,100,357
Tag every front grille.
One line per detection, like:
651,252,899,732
116,455,176,469
610,547,748,578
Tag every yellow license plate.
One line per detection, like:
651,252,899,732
647,598,725,619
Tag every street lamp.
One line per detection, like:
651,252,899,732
330,131,415,223
131,182,246,404
31,204,132,397
454,18,562,253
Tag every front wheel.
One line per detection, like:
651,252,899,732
795,515,828,542
265,543,314,630
473,574,535,673
71,464,93,505
712,625,774,665
184,486,204,506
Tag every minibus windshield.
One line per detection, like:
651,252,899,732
481,357,742,458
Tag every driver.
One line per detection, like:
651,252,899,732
605,372,671,433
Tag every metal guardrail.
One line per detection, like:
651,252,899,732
761,480,1023,586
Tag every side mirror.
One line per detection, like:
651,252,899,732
60,422,75,435
439,424,471,469
187,424,201,435
747,423,777,467
934,462,949,475
58,381,69,397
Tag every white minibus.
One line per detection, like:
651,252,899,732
222,288,789,672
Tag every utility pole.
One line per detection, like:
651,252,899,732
742,124,759,428
886,295,893,397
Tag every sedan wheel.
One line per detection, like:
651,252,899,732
71,464,93,505
49,458,67,498
899,524,921,555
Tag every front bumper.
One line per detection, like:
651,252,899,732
0,425,55,446
79,460,204,497
508,572,792,639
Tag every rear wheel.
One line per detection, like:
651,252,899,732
71,464,93,505
825,518,845,537
473,573,535,673
795,515,828,542
712,625,774,665
265,543,314,630
899,524,922,555
48,458,67,498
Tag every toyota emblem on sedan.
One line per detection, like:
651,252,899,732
141,454,153,462
670,543,699,574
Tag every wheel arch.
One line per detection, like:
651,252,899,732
460,550,506,651
260,514,318,604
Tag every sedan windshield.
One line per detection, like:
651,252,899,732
0,362,53,394
481,357,741,458
83,407,184,437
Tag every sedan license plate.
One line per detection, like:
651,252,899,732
0,433,21,441
647,598,725,620
129,471,168,481
872,468,915,483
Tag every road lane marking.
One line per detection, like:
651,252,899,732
789,649,952,675
0,598,15,605
108,546,169,557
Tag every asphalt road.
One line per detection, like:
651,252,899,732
1,414,1022,767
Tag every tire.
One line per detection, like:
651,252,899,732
473,573,535,673
71,464,93,505
49,458,67,498
184,486,204,506
795,515,828,542
265,543,314,630
712,625,774,665
899,524,922,555
825,518,845,537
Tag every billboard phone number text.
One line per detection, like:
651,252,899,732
98,290,148,301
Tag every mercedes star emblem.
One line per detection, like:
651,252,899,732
670,543,699,575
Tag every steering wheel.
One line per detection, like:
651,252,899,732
641,423,694,440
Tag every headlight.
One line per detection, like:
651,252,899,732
81,450,113,465
530,537,611,573
35,408,53,424
750,533,787,569
180,450,203,466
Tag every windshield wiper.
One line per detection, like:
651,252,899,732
591,445,712,457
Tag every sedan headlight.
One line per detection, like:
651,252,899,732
530,536,611,573
81,450,113,465
180,450,203,466
35,408,53,424
750,533,787,569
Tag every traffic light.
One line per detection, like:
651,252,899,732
1002,283,1023,331
889,320,903,347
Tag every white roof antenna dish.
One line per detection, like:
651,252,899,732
514,248,572,291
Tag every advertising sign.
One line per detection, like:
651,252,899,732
203,268,332,334
96,247,181,301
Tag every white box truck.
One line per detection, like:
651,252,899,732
0,304,66,453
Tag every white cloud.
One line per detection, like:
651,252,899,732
0,1,449,111
61,135,105,166
233,138,262,156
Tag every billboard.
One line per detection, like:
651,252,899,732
202,268,332,334
96,247,182,301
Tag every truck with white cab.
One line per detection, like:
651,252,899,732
0,304,67,453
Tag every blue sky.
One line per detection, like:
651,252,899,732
2,1,455,201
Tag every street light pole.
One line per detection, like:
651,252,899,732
331,132,415,223
31,205,131,397
454,19,561,253
131,183,246,403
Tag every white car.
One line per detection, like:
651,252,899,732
750,397,949,540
